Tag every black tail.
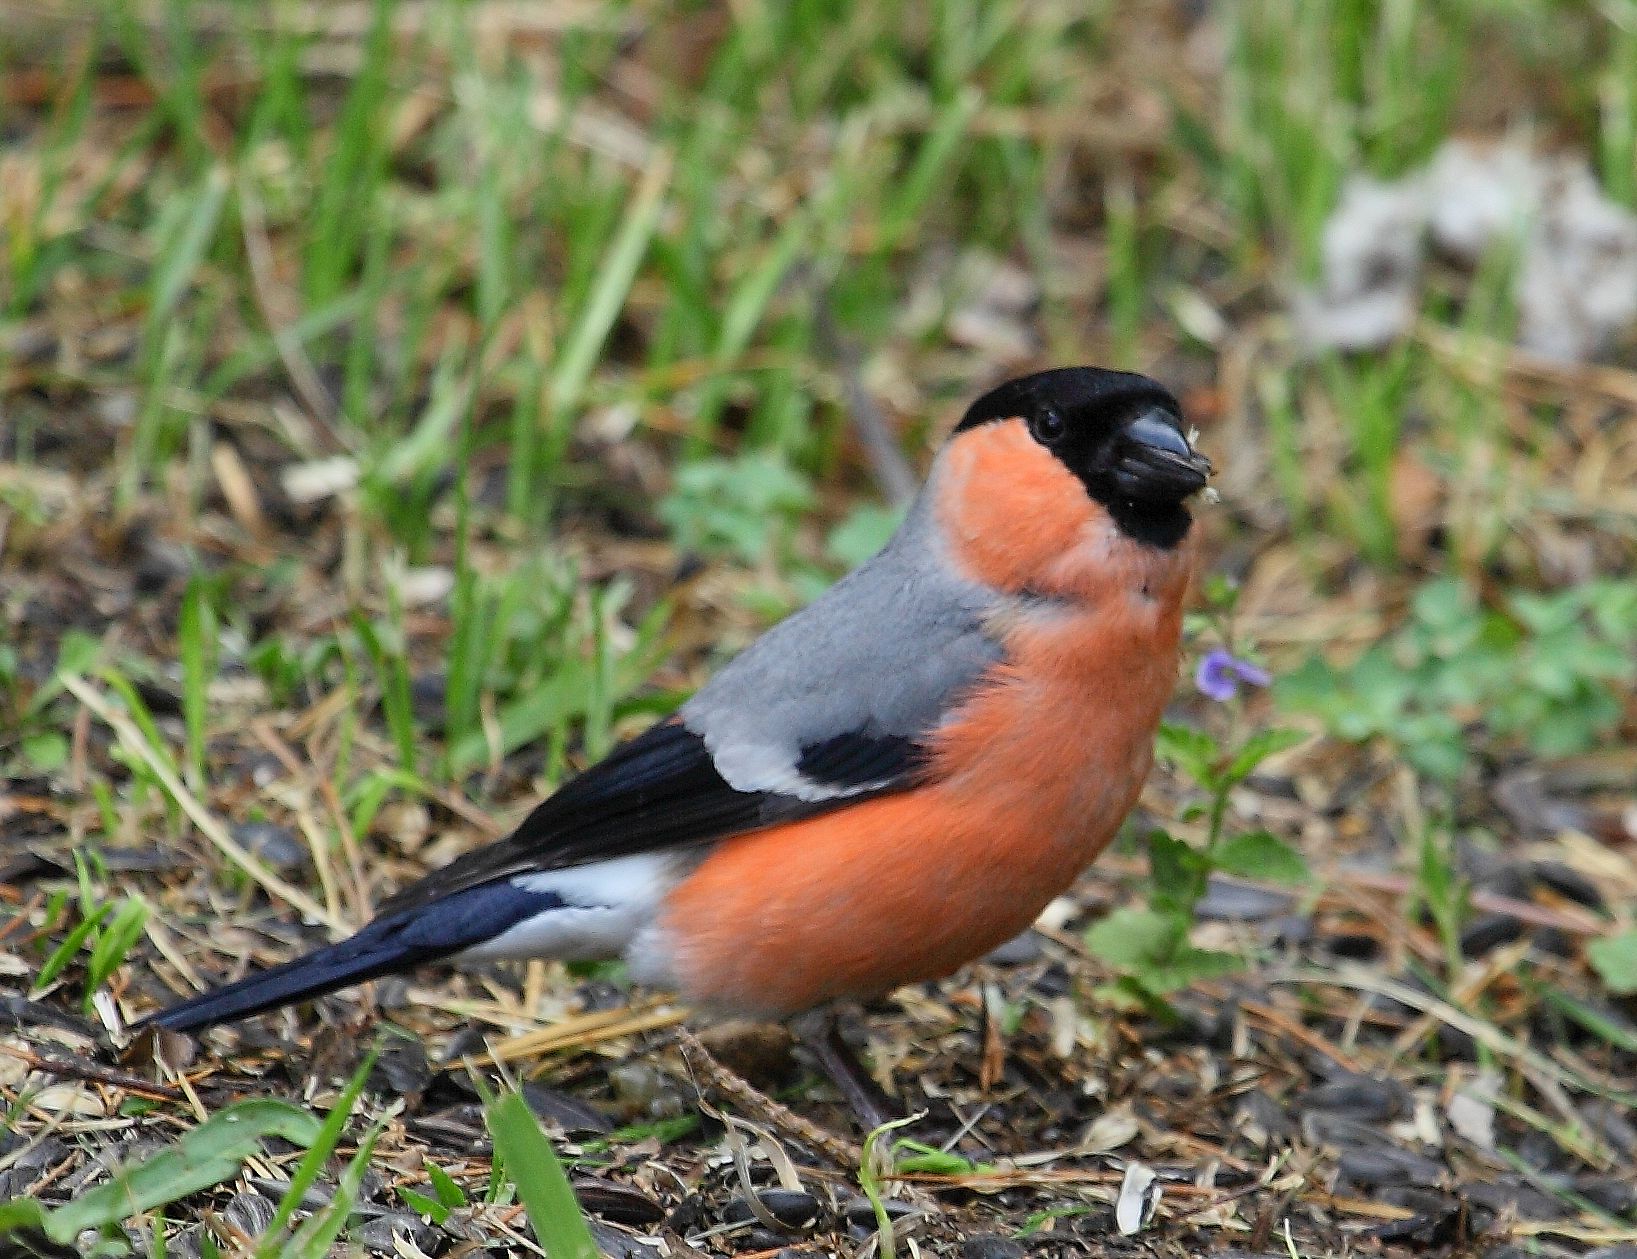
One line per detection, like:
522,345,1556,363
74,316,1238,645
143,925,427,1032
143,880,563,1034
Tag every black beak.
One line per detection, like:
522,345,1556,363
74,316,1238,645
1111,409,1212,501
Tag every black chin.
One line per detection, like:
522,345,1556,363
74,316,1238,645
1105,498,1194,549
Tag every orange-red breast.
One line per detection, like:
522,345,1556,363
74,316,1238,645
147,367,1210,1034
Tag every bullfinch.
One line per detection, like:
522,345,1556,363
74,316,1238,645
146,366,1211,1035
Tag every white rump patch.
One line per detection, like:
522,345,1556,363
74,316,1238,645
456,854,678,964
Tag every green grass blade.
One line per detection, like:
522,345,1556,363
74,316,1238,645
280,1120,386,1259
145,165,229,344
302,0,394,308
46,1101,322,1240
255,1050,378,1255
84,898,148,1011
1540,986,1637,1050
484,1089,598,1259
426,1159,467,1209
877,87,981,249
547,152,673,423
97,666,179,779
351,610,416,777
30,902,111,992
689,201,813,452
859,1113,923,1259
178,574,213,789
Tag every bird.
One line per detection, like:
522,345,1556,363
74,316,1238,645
144,366,1211,1038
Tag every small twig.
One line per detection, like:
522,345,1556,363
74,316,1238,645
21,1149,79,1201
813,289,917,508
676,1027,863,1168
0,1102,72,1176
0,894,41,945
1168,1166,1308,1224
0,1041,183,1103
979,981,1005,1093
1338,867,1606,936
893,1168,1222,1194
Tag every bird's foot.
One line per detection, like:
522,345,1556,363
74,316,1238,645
790,1008,898,1133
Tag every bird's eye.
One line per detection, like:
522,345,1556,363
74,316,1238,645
1030,407,1066,444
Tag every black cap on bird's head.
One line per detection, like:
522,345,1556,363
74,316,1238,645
957,366,1211,548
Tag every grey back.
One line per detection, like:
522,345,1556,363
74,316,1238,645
680,484,1005,801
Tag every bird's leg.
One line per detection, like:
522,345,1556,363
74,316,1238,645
676,1027,862,1167
790,1007,897,1132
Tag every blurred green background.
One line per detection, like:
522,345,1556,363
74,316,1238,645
4,0,1634,788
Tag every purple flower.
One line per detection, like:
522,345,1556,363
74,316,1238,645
1196,648,1271,701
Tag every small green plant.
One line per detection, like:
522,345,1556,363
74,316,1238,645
1414,816,1470,983
400,1159,469,1226
858,1115,923,1259
1279,577,1637,782
659,450,816,566
29,855,148,1013
0,1100,323,1252
1588,931,1637,996
1088,589,1308,1011
0,630,100,776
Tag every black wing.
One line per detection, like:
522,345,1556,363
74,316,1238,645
376,719,924,916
